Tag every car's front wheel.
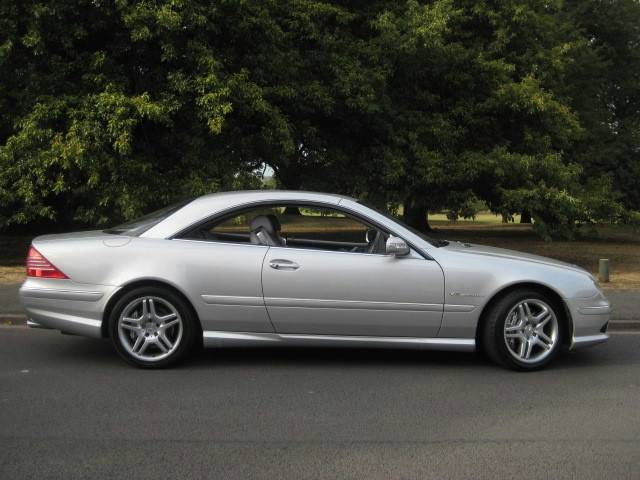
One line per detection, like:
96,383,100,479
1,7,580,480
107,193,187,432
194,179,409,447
482,289,564,371
108,286,199,368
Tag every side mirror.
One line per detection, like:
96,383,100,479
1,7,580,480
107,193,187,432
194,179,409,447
386,236,410,257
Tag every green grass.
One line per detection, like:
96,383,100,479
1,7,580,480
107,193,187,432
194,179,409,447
429,212,522,224
0,235,31,283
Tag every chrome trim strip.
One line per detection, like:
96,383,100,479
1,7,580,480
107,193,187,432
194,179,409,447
201,295,264,307
171,238,269,250
203,330,475,351
203,331,280,343
577,305,612,315
280,334,475,350
261,245,423,259
571,333,609,349
443,304,477,313
20,288,104,302
264,297,442,312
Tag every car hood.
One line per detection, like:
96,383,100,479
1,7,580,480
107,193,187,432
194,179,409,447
441,241,589,275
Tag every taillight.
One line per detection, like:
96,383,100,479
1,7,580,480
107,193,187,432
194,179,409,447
26,246,68,279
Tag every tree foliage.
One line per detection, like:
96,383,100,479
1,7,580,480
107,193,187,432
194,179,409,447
0,0,638,238
563,0,640,213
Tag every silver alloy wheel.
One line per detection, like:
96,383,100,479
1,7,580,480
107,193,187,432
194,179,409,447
117,296,183,362
503,299,559,364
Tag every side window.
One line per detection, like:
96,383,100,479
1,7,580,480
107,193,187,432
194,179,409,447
209,206,277,243
180,204,389,254
279,206,367,245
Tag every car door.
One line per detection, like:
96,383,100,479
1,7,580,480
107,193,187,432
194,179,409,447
260,205,445,337
172,209,277,334
262,247,444,337
167,240,274,333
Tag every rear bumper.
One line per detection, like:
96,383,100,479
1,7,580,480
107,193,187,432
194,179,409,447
19,278,118,338
567,292,611,350
571,333,609,348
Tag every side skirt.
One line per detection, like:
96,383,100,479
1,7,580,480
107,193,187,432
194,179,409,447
202,331,476,352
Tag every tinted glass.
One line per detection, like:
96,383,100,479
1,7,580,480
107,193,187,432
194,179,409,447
105,200,192,236
357,201,441,247
182,203,386,253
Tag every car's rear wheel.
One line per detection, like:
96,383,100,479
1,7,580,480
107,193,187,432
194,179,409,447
482,289,564,371
108,286,198,368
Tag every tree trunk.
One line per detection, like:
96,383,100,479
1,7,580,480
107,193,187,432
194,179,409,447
275,164,303,190
283,206,301,215
403,196,431,232
520,209,532,224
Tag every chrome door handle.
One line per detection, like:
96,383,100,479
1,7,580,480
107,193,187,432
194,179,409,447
269,259,300,270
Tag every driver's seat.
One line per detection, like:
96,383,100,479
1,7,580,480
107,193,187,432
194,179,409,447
249,214,285,246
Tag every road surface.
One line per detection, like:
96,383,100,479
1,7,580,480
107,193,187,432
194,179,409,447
1,327,639,479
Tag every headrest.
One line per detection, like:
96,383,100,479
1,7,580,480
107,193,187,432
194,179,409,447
249,215,280,234
266,214,281,231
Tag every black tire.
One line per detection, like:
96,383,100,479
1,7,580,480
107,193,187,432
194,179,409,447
481,289,565,371
108,286,199,368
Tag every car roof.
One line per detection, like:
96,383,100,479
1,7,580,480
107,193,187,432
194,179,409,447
196,189,353,203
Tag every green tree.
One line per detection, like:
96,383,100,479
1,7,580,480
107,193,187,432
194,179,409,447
0,1,259,229
563,0,640,213
0,0,631,239
350,1,589,237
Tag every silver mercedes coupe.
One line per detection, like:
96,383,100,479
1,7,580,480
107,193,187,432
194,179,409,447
19,190,610,370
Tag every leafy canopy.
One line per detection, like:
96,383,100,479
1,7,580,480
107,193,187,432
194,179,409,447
0,0,638,238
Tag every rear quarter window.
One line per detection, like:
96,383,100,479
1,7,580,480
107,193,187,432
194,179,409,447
104,200,192,236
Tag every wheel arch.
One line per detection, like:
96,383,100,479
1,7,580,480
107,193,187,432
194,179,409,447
475,282,573,350
101,278,202,338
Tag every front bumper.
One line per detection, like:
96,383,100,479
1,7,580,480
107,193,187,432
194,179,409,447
566,291,611,349
19,278,118,338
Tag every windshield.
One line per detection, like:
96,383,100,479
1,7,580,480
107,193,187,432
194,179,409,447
104,199,192,236
357,201,446,247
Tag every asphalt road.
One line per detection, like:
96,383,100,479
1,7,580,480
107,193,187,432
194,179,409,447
0,283,21,315
1,327,639,479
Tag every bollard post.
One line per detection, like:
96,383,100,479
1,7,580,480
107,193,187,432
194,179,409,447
598,258,610,283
